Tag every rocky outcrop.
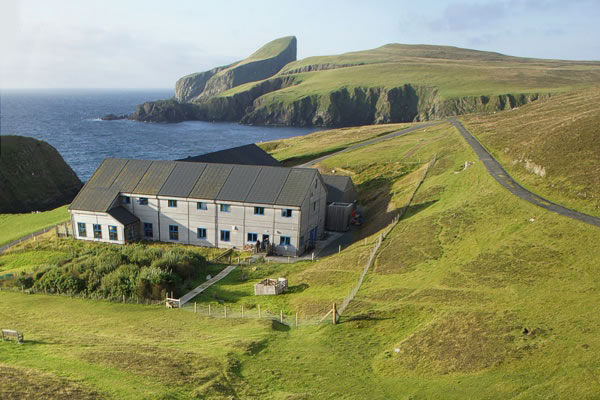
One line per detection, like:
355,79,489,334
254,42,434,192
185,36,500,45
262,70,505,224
173,36,296,103
0,136,83,213
133,36,297,123
175,65,232,103
101,113,128,120
129,100,201,123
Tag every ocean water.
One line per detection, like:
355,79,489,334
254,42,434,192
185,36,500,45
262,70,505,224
0,89,319,181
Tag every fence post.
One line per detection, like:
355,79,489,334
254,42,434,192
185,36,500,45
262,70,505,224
280,309,283,323
332,303,337,325
258,304,261,319
241,304,244,318
224,305,227,319
208,303,211,316
338,245,341,254
312,252,314,261
122,294,125,303
194,302,197,313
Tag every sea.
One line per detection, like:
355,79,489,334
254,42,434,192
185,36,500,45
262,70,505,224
0,89,319,182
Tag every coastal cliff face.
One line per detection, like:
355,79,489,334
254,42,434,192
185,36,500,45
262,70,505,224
174,36,296,103
0,136,83,213
128,39,575,126
238,86,550,127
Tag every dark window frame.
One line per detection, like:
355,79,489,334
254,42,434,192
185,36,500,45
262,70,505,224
168,199,177,208
143,222,153,238
220,204,231,213
197,228,207,239
77,222,87,237
197,202,207,210
281,208,293,218
138,197,149,205
220,230,231,242
169,224,179,241
108,225,118,241
93,224,102,239
280,236,291,246
247,232,258,242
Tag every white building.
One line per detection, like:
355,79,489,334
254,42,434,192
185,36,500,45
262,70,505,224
69,158,327,256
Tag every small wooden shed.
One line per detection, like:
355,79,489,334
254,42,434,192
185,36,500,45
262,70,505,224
254,278,288,295
326,202,354,232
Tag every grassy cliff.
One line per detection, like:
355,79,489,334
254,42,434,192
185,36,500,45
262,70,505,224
0,136,82,213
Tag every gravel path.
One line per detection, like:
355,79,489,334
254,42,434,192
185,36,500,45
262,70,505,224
450,118,600,227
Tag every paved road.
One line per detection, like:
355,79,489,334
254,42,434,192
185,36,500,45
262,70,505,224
178,265,237,306
450,118,600,228
299,121,442,167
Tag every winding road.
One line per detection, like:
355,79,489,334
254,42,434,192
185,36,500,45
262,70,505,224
450,118,600,228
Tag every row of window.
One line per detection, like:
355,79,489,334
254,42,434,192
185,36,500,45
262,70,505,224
120,196,294,217
78,223,118,241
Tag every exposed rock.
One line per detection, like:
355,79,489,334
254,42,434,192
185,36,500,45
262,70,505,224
129,100,201,123
101,113,128,121
0,136,83,213
175,64,233,103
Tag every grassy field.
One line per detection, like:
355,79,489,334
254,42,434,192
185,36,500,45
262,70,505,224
462,87,600,216
0,205,69,246
259,122,410,165
2,121,600,398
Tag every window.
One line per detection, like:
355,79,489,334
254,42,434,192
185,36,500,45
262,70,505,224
281,208,292,218
197,228,207,239
220,204,231,212
169,225,179,241
247,232,257,242
109,225,118,241
127,227,135,241
93,224,102,239
120,195,130,204
254,207,265,215
315,179,318,188
144,223,153,238
138,197,148,205
280,236,291,246
220,230,231,242
197,202,207,210
168,199,177,208
77,222,87,237
300,235,305,247
313,201,317,211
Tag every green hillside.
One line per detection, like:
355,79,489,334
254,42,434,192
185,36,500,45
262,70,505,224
0,136,82,213
461,88,600,217
2,118,600,398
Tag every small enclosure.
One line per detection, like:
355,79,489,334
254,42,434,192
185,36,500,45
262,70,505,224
326,202,354,232
254,278,288,295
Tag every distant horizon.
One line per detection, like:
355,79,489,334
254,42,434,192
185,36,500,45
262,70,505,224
2,0,599,89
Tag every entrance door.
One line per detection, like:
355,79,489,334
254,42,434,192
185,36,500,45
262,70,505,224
309,228,316,246
261,234,270,251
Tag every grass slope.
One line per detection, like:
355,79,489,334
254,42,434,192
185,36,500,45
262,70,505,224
462,88,600,216
2,122,600,398
222,43,600,100
0,205,69,246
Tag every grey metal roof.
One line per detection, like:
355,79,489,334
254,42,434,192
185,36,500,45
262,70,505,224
178,143,281,167
189,164,233,200
276,169,317,207
158,162,206,197
132,161,175,195
322,175,356,203
110,160,152,193
245,167,291,204
71,158,320,212
107,206,140,226
215,165,262,202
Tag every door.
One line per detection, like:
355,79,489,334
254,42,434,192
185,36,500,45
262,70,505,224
262,234,269,251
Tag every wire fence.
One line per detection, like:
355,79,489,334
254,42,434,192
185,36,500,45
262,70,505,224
334,154,438,321
178,301,327,328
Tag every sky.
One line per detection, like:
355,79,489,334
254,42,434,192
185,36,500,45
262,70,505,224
1,0,599,89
